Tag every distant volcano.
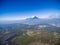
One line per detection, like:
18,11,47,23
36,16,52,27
26,16,40,21
32,16,39,19
20,16,43,25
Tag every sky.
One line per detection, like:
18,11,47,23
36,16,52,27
0,0,60,21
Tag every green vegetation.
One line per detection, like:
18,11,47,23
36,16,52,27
13,30,60,45
14,35,35,45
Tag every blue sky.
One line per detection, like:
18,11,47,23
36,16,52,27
0,0,60,21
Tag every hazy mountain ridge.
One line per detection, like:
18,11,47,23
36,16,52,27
19,16,60,26
0,16,60,26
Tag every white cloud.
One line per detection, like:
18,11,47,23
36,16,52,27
0,9,60,21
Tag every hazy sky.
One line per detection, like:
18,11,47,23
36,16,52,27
0,0,60,21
